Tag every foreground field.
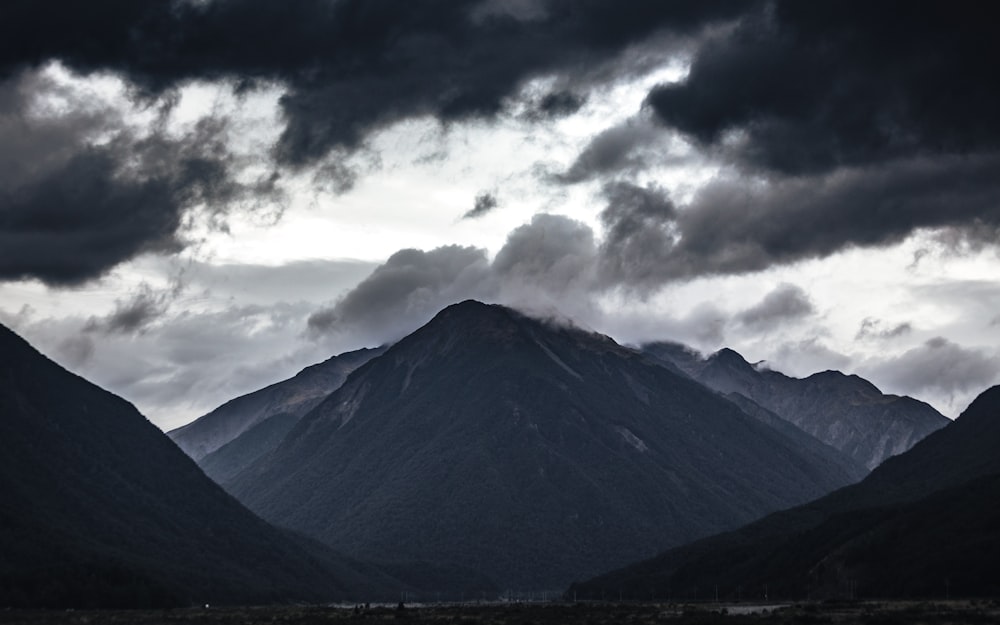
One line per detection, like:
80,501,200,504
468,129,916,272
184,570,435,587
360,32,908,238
3,600,1000,625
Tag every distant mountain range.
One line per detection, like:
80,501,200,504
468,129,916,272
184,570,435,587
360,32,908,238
169,346,385,482
220,300,869,591
570,385,1000,600
0,324,435,608
644,343,948,469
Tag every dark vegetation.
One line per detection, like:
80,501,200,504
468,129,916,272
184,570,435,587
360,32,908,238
0,324,408,608
226,301,867,590
570,386,1000,601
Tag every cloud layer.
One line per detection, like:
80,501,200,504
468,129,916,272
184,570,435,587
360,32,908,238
0,70,280,285
1,0,747,166
636,0,1000,274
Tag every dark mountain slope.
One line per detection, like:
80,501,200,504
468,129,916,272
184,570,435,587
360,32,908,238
200,411,300,485
169,345,385,464
0,324,402,608
571,385,1000,600
723,392,867,483
228,300,865,590
644,343,948,469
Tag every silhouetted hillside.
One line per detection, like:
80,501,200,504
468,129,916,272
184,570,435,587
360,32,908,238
570,385,1000,600
644,343,948,468
226,301,866,590
169,345,385,478
0,324,404,608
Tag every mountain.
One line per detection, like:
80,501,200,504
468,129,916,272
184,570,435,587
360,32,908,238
200,411,302,485
0,323,405,608
570,385,1000,600
169,345,386,467
225,300,866,591
644,343,948,469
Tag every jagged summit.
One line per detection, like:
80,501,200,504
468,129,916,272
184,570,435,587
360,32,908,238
804,369,883,393
644,341,948,469
709,347,749,365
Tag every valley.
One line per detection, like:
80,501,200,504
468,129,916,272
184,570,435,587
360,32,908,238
3,600,1000,625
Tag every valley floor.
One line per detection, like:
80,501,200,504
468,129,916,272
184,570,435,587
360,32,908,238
2,600,1000,625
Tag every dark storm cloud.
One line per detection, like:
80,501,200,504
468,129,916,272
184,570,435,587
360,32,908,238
463,192,499,219
520,89,588,122
734,283,813,331
0,72,278,285
0,0,749,168
622,0,1000,277
596,181,676,289
86,282,182,335
306,245,493,342
101,290,170,335
493,213,596,289
535,90,587,119
559,119,666,183
588,154,1000,282
308,213,600,340
0,120,262,285
646,1,1000,174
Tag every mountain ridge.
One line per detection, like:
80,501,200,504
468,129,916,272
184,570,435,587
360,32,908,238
225,300,866,590
644,341,948,468
570,384,1000,599
0,323,405,608
169,345,386,468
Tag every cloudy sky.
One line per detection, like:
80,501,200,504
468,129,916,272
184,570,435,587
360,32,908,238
2,0,999,429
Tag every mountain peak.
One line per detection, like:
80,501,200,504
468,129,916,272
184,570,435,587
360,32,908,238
430,299,515,325
954,384,1000,428
644,339,948,469
804,370,883,396
0,321,34,356
710,347,751,367
227,301,862,590
415,299,624,357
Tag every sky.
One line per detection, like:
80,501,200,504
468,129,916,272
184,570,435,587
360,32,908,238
2,0,999,430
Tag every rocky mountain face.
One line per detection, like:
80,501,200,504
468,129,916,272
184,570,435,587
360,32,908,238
644,343,949,469
169,346,386,468
225,301,866,591
0,323,405,608
571,385,1000,600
